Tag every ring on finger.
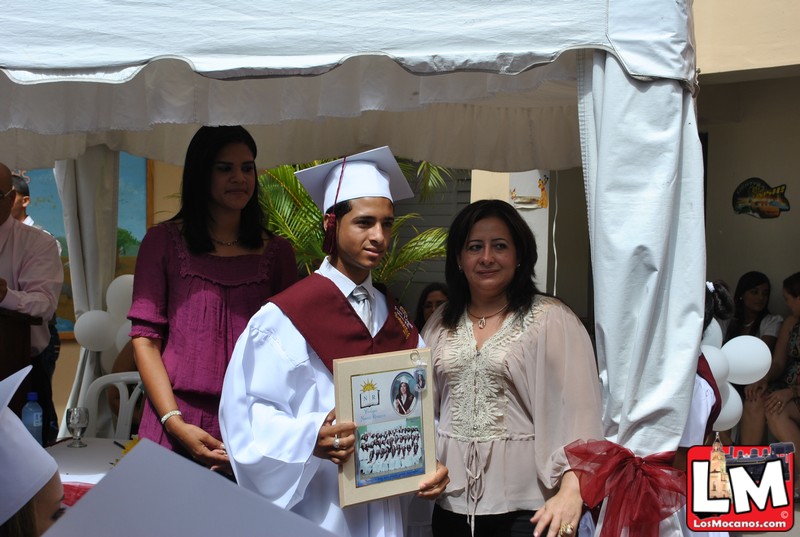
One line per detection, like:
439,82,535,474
558,522,575,536
333,435,341,450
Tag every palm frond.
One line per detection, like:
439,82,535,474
375,225,448,284
259,166,324,275
398,161,453,201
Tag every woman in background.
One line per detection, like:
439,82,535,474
723,271,782,351
129,126,297,471
423,199,602,537
722,271,783,444
763,272,800,496
414,282,449,331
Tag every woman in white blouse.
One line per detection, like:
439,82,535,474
422,200,603,537
721,271,783,445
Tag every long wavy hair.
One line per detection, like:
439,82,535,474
724,271,772,341
171,125,267,254
441,199,540,329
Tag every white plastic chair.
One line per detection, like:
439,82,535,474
78,372,144,440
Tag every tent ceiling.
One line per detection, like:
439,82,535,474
1,0,695,171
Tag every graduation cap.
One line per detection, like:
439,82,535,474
295,146,414,214
0,366,59,525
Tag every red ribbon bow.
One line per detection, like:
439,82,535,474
564,439,686,537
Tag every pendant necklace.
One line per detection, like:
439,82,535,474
467,303,509,329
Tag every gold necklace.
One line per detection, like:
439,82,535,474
467,303,509,329
210,236,239,247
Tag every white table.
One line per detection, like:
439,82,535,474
47,437,126,485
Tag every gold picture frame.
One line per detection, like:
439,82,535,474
333,347,436,507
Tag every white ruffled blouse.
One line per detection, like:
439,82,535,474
422,295,604,517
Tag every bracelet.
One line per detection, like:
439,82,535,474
160,410,182,426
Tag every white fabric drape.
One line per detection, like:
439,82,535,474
580,49,705,454
579,48,705,535
55,146,119,437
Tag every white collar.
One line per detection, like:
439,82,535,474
317,257,375,301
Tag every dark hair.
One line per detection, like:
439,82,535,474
328,199,353,220
414,282,449,330
396,381,412,399
705,280,734,332
321,200,353,256
0,496,37,537
442,199,539,329
171,125,266,254
10,174,28,197
784,272,800,298
724,271,771,340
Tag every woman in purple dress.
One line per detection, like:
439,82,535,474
129,126,297,471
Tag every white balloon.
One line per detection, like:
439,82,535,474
115,320,133,354
722,335,772,385
701,318,723,349
713,383,743,431
701,345,730,386
74,310,116,351
106,274,134,321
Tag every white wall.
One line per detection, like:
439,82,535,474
700,75,800,317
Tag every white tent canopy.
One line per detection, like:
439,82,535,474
3,0,694,170
2,2,704,532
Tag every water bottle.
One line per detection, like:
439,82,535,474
21,392,43,446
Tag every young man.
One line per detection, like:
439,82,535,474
220,147,448,537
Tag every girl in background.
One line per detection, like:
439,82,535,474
723,271,783,445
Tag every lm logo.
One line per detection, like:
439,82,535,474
686,437,794,532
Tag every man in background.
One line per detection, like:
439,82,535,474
0,166,63,445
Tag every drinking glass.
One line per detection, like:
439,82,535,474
66,407,89,448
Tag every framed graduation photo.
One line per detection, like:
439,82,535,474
333,348,436,507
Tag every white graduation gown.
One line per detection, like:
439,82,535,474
220,261,425,537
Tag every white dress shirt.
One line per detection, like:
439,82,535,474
0,216,63,355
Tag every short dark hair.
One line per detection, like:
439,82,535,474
328,199,353,220
442,199,540,329
11,174,28,197
172,125,266,254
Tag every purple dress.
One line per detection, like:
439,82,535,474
129,222,297,453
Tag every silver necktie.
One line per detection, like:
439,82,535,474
352,286,372,331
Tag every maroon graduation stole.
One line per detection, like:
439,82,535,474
270,274,419,372
696,353,722,440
